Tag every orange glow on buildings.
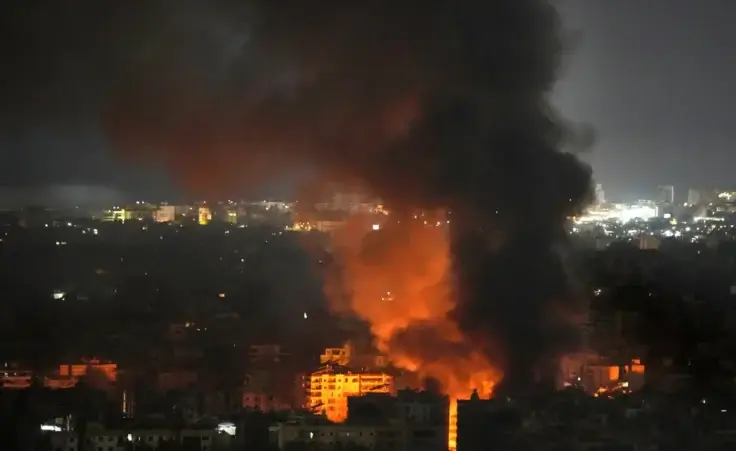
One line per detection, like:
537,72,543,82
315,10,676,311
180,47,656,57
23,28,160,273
324,212,501,450
306,366,394,422
320,344,352,367
449,399,458,450
0,369,32,389
59,359,117,382
629,359,645,374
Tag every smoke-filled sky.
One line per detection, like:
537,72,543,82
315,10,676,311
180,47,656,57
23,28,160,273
0,0,593,392
0,0,733,203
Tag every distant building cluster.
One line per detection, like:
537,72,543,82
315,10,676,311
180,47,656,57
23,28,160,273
4,184,736,451
570,183,736,250
1,358,116,390
273,389,449,451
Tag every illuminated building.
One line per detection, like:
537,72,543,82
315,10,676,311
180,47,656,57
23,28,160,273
319,342,389,371
0,369,32,389
103,205,158,222
2,364,78,389
43,376,78,389
226,210,238,225
59,359,117,382
595,183,605,205
122,389,134,416
446,381,494,451
198,207,212,225
287,221,313,232
320,345,352,367
559,354,646,395
574,203,658,224
154,205,176,223
107,208,132,222
306,365,394,422
287,220,346,233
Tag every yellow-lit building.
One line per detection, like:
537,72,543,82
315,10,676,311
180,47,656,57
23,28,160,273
198,207,212,225
103,206,157,222
226,210,238,225
306,366,393,422
106,208,132,222
320,344,353,367
320,342,389,371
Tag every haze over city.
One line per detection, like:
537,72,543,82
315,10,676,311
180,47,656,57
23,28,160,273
0,2,735,451
1,1,735,205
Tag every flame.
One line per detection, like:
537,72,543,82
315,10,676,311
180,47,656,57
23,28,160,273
325,211,501,450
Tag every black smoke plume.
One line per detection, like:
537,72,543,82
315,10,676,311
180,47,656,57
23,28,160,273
0,0,593,391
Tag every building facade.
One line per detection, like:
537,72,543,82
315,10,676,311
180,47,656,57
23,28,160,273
306,366,394,422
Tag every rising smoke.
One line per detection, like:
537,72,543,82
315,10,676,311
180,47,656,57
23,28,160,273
0,0,593,394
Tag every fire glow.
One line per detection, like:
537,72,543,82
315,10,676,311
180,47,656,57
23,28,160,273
325,213,501,450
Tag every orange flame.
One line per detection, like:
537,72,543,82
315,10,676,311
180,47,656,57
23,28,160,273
325,212,501,450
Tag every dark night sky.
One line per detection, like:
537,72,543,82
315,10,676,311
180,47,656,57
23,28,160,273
0,0,734,204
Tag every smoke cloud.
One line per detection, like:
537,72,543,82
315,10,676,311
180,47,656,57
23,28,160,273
0,0,593,393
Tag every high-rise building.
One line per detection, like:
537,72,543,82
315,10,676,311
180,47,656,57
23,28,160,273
657,185,674,204
595,184,605,205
